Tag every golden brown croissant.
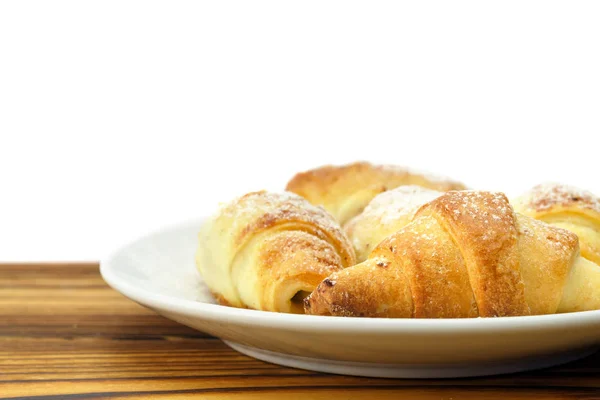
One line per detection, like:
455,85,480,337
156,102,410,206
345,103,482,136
513,183,600,265
195,191,356,313
285,162,467,225
345,185,443,262
305,190,600,318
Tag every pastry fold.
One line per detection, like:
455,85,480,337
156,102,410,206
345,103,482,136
306,191,600,318
196,191,355,313
344,185,443,262
513,183,600,265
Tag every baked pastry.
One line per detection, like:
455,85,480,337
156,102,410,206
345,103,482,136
345,185,443,262
305,191,600,318
285,162,467,225
513,183,600,265
195,191,356,313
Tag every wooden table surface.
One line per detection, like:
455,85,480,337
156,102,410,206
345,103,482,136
1,264,599,400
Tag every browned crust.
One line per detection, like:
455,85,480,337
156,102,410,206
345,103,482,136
287,162,384,196
286,162,466,196
306,211,480,319
390,216,479,318
417,191,530,317
304,254,414,318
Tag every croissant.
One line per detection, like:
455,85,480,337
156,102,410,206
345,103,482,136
345,185,443,262
285,162,467,225
195,191,356,313
513,183,600,265
305,190,600,318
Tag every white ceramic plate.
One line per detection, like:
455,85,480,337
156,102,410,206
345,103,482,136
100,218,600,378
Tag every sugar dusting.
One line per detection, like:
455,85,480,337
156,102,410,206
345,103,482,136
355,185,442,226
437,189,576,256
519,216,576,255
214,190,355,272
435,190,518,242
521,183,600,214
260,230,344,277
220,191,341,234
220,191,351,258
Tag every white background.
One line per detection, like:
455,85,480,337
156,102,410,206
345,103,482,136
1,1,599,261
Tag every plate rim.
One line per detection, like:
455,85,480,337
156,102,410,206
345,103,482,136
100,216,600,334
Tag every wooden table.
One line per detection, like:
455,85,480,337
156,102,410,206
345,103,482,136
1,264,599,399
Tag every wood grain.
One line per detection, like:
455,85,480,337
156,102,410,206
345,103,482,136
1,264,599,399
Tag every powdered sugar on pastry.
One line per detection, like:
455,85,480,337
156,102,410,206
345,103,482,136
344,186,445,262
219,191,347,251
354,185,443,226
518,183,600,214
